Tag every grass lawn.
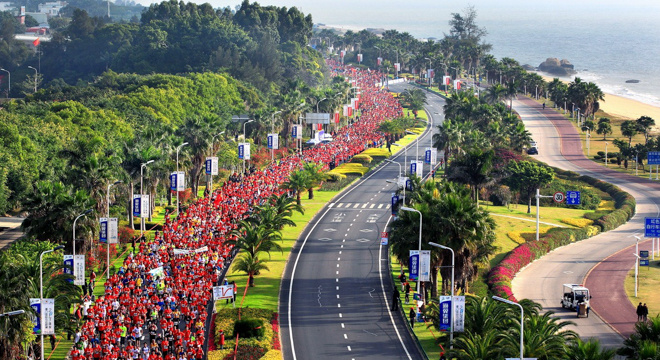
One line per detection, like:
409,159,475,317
218,190,340,311
624,259,660,316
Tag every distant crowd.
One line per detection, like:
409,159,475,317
67,63,403,360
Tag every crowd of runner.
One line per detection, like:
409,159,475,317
68,63,403,360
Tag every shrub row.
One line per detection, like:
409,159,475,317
487,167,635,301
560,218,594,228
351,154,373,164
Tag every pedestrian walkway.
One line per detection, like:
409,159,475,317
517,96,660,339
0,217,24,250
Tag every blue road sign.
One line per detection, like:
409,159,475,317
645,218,660,237
640,259,650,266
641,250,650,258
566,191,581,205
424,149,431,164
649,151,660,165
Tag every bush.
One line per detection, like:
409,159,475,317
325,172,346,182
351,154,373,164
328,163,369,176
560,218,594,228
583,211,609,220
233,318,265,339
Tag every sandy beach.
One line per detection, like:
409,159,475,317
537,74,660,121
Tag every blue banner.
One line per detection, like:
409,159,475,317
406,179,412,191
30,299,41,334
169,173,177,191
291,126,298,139
645,218,660,237
205,158,212,175
268,135,274,149
566,191,581,205
238,144,244,160
410,162,417,176
425,149,431,164
63,255,73,283
409,251,419,281
439,296,452,331
132,196,141,217
391,195,399,216
99,218,107,243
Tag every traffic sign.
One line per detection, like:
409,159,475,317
645,218,660,237
640,259,650,266
649,151,660,165
641,250,649,258
566,191,581,206
553,192,565,203
380,232,388,245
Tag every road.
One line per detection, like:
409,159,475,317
279,83,445,360
511,96,660,348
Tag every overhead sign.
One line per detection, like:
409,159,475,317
409,250,419,281
205,157,218,175
553,192,565,203
267,134,279,150
305,113,331,124
645,218,660,237
648,151,660,165
439,296,452,331
419,250,431,282
213,285,234,300
566,191,581,205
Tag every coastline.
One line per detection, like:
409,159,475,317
537,73,660,121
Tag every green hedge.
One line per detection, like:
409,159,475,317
233,318,265,339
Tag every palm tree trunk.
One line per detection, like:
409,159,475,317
128,180,135,229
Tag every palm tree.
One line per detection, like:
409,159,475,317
399,88,427,115
301,162,328,200
229,221,282,259
450,330,502,360
618,314,660,359
636,116,656,145
566,338,616,360
269,193,304,219
280,170,310,206
483,83,507,104
232,252,269,287
597,117,613,140
500,310,576,360
446,149,496,205
621,120,638,146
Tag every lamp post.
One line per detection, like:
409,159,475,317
27,66,38,93
176,143,188,216
586,127,591,157
0,310,25,317
636,150,639,176
271,111,282,162
385,159,405,204
400,206,423,300
429,242,454,348
73,209,92,257
140,160,154,236
493,296,524,360
209,131,225,192
316,97,327,113
106,180,121,281
393,142,407,179
0,68,9,98
425,57,432,88
243,119,254,173
605,142,608,166
634,236,641,297
40,245,64,360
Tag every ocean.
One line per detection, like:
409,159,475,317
138,0,660,108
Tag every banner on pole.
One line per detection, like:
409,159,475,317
292,125,302,140
409,250,419,280
41,298,55,335
99,217,108,243
108,218,118,244
443,76,451,85
394,63,400,72
205,157,218,175
454,80,461,90
419,250,431,282
73,254,85,286
63,255,74,279
170,172,185,192
357,53,363,63
30,298,41,334
267,134,279,150
439,296,452,331
238,143,245,160
377,57,382,66
452,296,466,332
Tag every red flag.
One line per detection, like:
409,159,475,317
33,38,40,46
334,112,340,123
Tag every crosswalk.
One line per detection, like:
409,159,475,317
330,202,391,209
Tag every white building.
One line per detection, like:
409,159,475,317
38,1,67,16
0,2,14,12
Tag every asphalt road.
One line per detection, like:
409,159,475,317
510,97,660,349
279,83,445,360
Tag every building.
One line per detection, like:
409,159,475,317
38,1,67,17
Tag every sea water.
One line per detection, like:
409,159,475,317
156,0,660,107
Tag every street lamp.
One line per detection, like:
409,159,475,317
106,180,121,281
0,310,25,317
208,131,225,193
271,111,282,162
243,119,254,173
634,236,641,297
73,209,92,257
0,68,9,98
27,66,38,93
40,245,64,360
316,97,327,113
400,206,423,301
176,143,188,216
636,150,639,176
385,159,406,204
585,127,591,157
140,160,154,236
429,242,454,348
493,296,524,360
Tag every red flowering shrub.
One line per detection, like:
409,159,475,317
118,226,135,244
271,313,280,351
223,345,266,360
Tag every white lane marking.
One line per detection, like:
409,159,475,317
317,286,322,307
336,286,339,290
288,136,425,360
343,239,346,242
369,288,375,298
336,203,344,208
360,229,374,232
344,234,348,237
336,271,339,275
318,238,332,242
328,203,335,208
356,238,370,243
347,346,351,351
378,191,381,193
338,257,341,261
337,264,340,268
339,251,342,255
336,278,339,282
337,294,340,299
339,313,342,318
324,228,337,232
363,329,378,336
353,203,360,208
379,216,413,359
370,204,376,209
361,203,368,208
344,334,348,339
338,304,341,308
341,323,345,328
378,204,384,209
341,245,344,248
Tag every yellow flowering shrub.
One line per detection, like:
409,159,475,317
328,163,369,176
560,218,594,228
598,200,615,210
261,350,283,360
351,154,373,164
